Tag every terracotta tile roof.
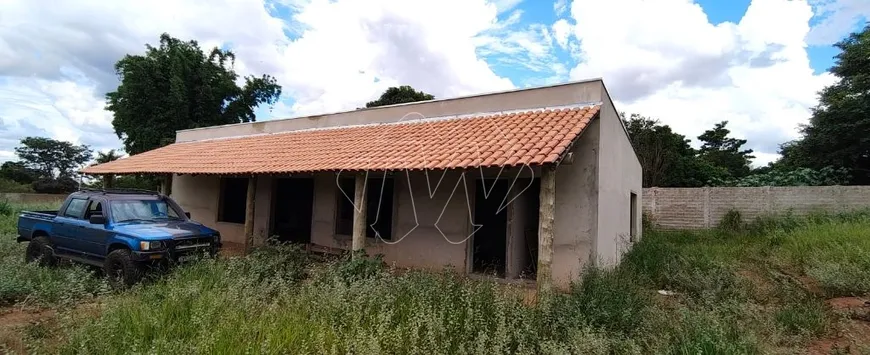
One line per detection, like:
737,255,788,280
83,105,600,175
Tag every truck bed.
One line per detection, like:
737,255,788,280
17,210,58,242
20,210,59,219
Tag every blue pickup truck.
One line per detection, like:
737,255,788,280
17,189,222,287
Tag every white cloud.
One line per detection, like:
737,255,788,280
568,0,839,166
0,0,520,159
552,19,572,49
807,0,870,45
274,0,516,115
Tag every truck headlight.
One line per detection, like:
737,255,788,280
139,241,165,251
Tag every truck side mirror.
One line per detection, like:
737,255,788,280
184,211,191,218
89,214,107,225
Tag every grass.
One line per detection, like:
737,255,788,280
0,202,109,308
1,203,869,354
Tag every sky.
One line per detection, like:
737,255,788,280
0,0,868,167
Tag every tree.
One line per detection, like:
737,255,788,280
93,149,123,188
623,114,724,187
14,137,92,179
781,24,870,184
106,33,282,155
697,121,754,179
95,149,123,164
0,161,38,185
365,86,434,108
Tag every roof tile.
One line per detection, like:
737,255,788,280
83,105,600,175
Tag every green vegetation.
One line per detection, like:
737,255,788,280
1,202,869,353
0,202,108,308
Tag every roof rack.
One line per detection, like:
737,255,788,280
78,188,162,195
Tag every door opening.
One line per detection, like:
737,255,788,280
519,179,540,278
271,178,314,244
472,179,509,276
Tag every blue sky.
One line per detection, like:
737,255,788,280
0,0,868,166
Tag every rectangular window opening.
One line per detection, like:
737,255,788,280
218,177,248,224
629,192,638,242
334,177,394,240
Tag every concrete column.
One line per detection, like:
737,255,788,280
352,173,367,257
244,175,257,253
536,166,556,296
703,187,711,228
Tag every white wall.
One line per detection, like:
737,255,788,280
171,174,272,245
552,118,600,288
595,89,643,268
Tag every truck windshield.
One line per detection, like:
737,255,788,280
110,200,182,223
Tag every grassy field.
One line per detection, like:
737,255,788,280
1,201,869,354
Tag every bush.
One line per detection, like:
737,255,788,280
718,209,743,232
0,200,12,217
333,251,386,284
775,299,829,337
0,177,33,193
32,177,78,194
552,268,652,336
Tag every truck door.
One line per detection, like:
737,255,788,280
79,199,110,256
53,197,89,253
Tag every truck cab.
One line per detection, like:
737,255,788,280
17,189,222,287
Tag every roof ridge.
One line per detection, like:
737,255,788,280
174,102,602,145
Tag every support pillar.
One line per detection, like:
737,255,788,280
244,175,257,254
352,172,367,258
536,166,556,296
104,174,114,189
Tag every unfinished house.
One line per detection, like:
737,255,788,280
84,78,642,290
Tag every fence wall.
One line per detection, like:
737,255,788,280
642,186,870,229
0,193,67,205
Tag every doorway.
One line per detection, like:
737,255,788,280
271,178,314,244
472,179,509,276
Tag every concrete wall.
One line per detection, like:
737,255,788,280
594,88,643,268
552,118,600,287
170,174,271,245
176,80,606,142
643,186,870,229
0,193,67,205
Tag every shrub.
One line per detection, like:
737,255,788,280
775,299,829,337
718,209,743,232
0,178,32,193
333,251,386,284
552,268,652,336
0,200,12,217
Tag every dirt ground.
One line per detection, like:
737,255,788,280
807,297,870,354
0,308,56,354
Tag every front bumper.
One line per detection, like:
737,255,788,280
132,240,222,262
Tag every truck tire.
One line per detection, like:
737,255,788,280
25,236,57,267
104,249,143,288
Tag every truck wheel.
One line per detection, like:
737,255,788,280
25,236,57,267
104,249,143,288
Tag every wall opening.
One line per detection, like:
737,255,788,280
472,179,509,276
335,176,395,240
630,191,638,242
271,178,314,244
218,177,248,224
519,179,540,278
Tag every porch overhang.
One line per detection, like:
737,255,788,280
81,105,600,176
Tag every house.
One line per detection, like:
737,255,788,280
83,78,642,291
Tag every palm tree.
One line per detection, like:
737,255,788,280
95,149,122,164
94,149,123,188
